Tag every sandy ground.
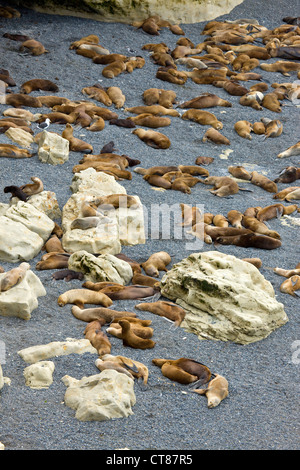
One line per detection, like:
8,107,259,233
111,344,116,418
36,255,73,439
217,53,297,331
0,0,299,452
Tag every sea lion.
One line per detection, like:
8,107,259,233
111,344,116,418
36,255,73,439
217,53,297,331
274,167,300,184
113,253,142,274
144,174,172,189
92,53,127,64
3,185,28,201
102,60,126,79
20,79,59,94
52,269,84,282
273,186,300,200
242,216,281,239
239,90,263,110
84,321,112,356
203,128,230,145
132,273,160,288
132,128,171,149
87,117,106,131
227,210,243,228
0,262,30,292
125,104,179,117
81,86,112,106
177,165,209,177
134,165,178,176
181,109,223,130
117,320,156,349
260,60,300,75
180,203,202,227
280,275,300,296
128,113,171,128
96,285,160,301
234,120,253,139
204,176,240,197
57,288,113,309
285,188,300,201
195,156,214,165
185,68,228,85
38,95,70,108
252,121,266,134
125,56,145,73
261,118,283,139
19,39,48,56
94,194,139,210
71,306,136,323
277,141,300,158
70,217,100,230
70,34,99,49
135,301,186,326
174,57,207,69
250,171,278,193
215,232,282,249
156,67,188,85
109,118,135,128
242,258,262,269
262,92,282,113
106,86,126,108
274,266,300,278
256,204,285,222
35,253,70,270
100,354,149,385
94,357,138,380
213,214,228,227
78,43,110,55
44,235,65,253
62,124,93,152
228,165,252,180
107,322,154,339
191,374,229,408
141,251,171,277
4,94,42,108
0,144,32,158
20,176,43,196
212,79,249,96
153,358,211,385
178,93,232,109
204,225,252,240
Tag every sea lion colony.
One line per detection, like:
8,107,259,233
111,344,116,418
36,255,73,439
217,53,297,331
0,6,299,416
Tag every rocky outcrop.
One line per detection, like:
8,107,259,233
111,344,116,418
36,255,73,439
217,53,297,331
16,0,245,24
62,369,136,421
0,268,46,320
18,338,97,363
160,251,288,344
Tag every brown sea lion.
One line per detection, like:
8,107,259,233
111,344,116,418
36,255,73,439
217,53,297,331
256,204,285,222
191,374,229,408
117,320,156,349
277,141,300,159
84,321,112,356
128,113,171,128
195,156,214,165
62,123,93,152
180,203,202,227
215,232,282,249
252,121,266,134
144,174,172,189
141,252,171,277
250,171,278,193
181,109,223,129
227,210,244,228
228,165,252,180
135,301,186,326
203,127,230,145
35,253,70,270
273,187,300,199
132,272,160,288
5,94,42,108
96,285,159,301
242,216,281,239
234,120,253,139
106,86,126,108
153,357,211,385
0,262,30,292
213,214,228,227
178,93,232,109
100,354,149,384
20,79,58,94
52,269,84,282
125,104,180,116
70,34,99,49
102,60,126,79
262,92,282,113
43,235,65,253
107,322,154,339
280,275,300,296
132,128,171,149
19,39,48,56
274,167,300,184
57,289,113,308
71,306,136,323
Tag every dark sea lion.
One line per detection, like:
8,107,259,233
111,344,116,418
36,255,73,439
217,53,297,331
216,232,282,249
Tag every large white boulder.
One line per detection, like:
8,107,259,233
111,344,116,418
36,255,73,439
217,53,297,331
0,268,46,320
160,251,288,344
61,369,136,422
0,216,44,262
38,130,69,165
70,168,127,197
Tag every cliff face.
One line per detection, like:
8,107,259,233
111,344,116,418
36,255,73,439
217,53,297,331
11,0,245,24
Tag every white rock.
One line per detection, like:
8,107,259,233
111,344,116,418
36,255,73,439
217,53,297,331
26,190,62,220
68,250,133,284
38,130,69,165
23,361,55,389
0,203,9,216
5,127,34,148
5,201,55,241
70,168,127,196
0,216,44,262
0,442,4,450
62,369,135,421
160,251,288,344
0,269,46,320
18,338,97,364
0,365,4,390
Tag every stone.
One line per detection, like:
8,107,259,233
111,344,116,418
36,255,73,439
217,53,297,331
23,361,55,389
5,201,55,242
68,250,133,284
25,191,62,220
0,216,44,262
38,130,69,165
160,251,288,344
5,127,34,148
61,369,136,421
70,168,127,197
0,365,3,390
18,338,97,364
19,0,245,25
0,268,46,320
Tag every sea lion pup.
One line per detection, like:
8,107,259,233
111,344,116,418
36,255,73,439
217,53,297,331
260,60,300,75
158,90,177,108
132,272,160,288
212,79,248,96
274,167,300,184
135,301,186,326
150,51,175,66
203,128,230,145
228,165,252,181
57,288,113,309
186,223,213,244
102,60,126,79
19,176,43,196
20,79,59,94
216,232,282,250
277,141,300,158
252,121,266,135
19,39,48,56
261,92,282,113
125,104,179,117
71,306,136,323
141,251,171,277
242,216,281,239
81,86,112,106
4,93,42,108
84,321,112,356
107,321,154,339
261,118,283,139
191,374,229,408
0,262,30,292
180,203,202,227
128,113,171,128
132,16,160,35
195,156,214,165
153,357,211,386
280,275,300,297
178,93,231,109
181,109,223,130
62,124,93,153
132,128,171,149
43,235,65,253
70,34,99,49
105,86,125,109
234,120,253,139
116,320,156,350
3,184,28,201
250,171,278,193
242,258,262,269
86,117,106,132
100,354,149,385
255,204,286,222
0,144,32,158
239,90,264,110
